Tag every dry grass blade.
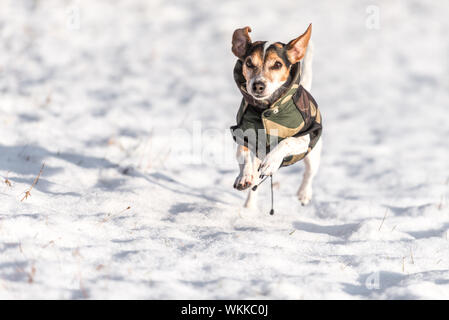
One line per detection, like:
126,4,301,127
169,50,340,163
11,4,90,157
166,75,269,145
378,209,388,231
42,240,55,248
437,195,446,210
4,172,12,187
28,265,36,283
21,163,45,202
16,263,36,283
79,276,88,299
100,206,131,224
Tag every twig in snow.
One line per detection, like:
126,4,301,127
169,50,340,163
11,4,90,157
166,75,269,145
4,172,12,187
16,263,36,283
378,209,388,231
437,195,446,210
79,275,88,299
410,247,414,264
100,206,131,224
28,264,36,283
38,92,52,108
42,240,55,248
21,163,45,202
107,137,125,151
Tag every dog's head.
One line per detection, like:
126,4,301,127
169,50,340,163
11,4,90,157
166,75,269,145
232,24,312,100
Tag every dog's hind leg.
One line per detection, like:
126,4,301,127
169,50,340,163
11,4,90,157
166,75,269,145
297,137,321,205
244,188,258,209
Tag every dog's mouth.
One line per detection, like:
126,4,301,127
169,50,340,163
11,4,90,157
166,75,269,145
247,86,272,100
251,92,270,100
247,79,282,101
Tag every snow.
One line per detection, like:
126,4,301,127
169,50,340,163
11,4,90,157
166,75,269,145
0,0,448,299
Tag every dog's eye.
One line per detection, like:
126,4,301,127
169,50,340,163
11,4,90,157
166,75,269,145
245,59,254,68
271,61,283,70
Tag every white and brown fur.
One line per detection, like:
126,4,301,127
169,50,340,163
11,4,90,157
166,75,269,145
231,24,322,208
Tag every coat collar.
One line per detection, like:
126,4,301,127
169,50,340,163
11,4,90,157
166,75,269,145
233,60,301,110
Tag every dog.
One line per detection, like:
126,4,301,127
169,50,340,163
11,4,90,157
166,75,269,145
230,24,322,209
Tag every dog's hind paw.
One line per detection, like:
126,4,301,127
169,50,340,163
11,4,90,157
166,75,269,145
297,187,312,206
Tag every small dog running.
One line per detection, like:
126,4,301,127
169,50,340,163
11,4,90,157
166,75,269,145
230,24,323,209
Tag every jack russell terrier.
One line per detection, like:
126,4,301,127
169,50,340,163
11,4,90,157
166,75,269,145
230,24,323,209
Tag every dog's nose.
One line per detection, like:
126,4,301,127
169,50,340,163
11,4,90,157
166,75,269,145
252,81,266,94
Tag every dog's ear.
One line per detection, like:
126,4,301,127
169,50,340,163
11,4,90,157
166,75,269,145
286,24,312,63
232,26,252,59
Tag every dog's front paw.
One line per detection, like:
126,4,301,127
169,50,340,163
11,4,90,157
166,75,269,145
297,186,312,206
233,174,255,191
259,149,285,178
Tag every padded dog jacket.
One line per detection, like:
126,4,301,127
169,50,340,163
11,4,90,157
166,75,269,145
230,60,322,167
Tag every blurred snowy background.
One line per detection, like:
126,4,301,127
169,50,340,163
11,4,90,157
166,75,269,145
0,0,448,299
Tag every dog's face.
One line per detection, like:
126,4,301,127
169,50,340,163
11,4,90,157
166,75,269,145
232,25,312,100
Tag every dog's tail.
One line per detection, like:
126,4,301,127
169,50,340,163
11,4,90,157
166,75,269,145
300,40,314,91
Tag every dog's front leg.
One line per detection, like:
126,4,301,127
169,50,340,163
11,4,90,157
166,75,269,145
234,145,256,191
233,146,261,208
243,155,261,208
259,135,310,177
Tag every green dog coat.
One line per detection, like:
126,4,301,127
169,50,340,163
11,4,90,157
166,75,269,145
230,60,322,167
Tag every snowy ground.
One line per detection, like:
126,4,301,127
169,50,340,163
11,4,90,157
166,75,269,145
0,0,448,299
